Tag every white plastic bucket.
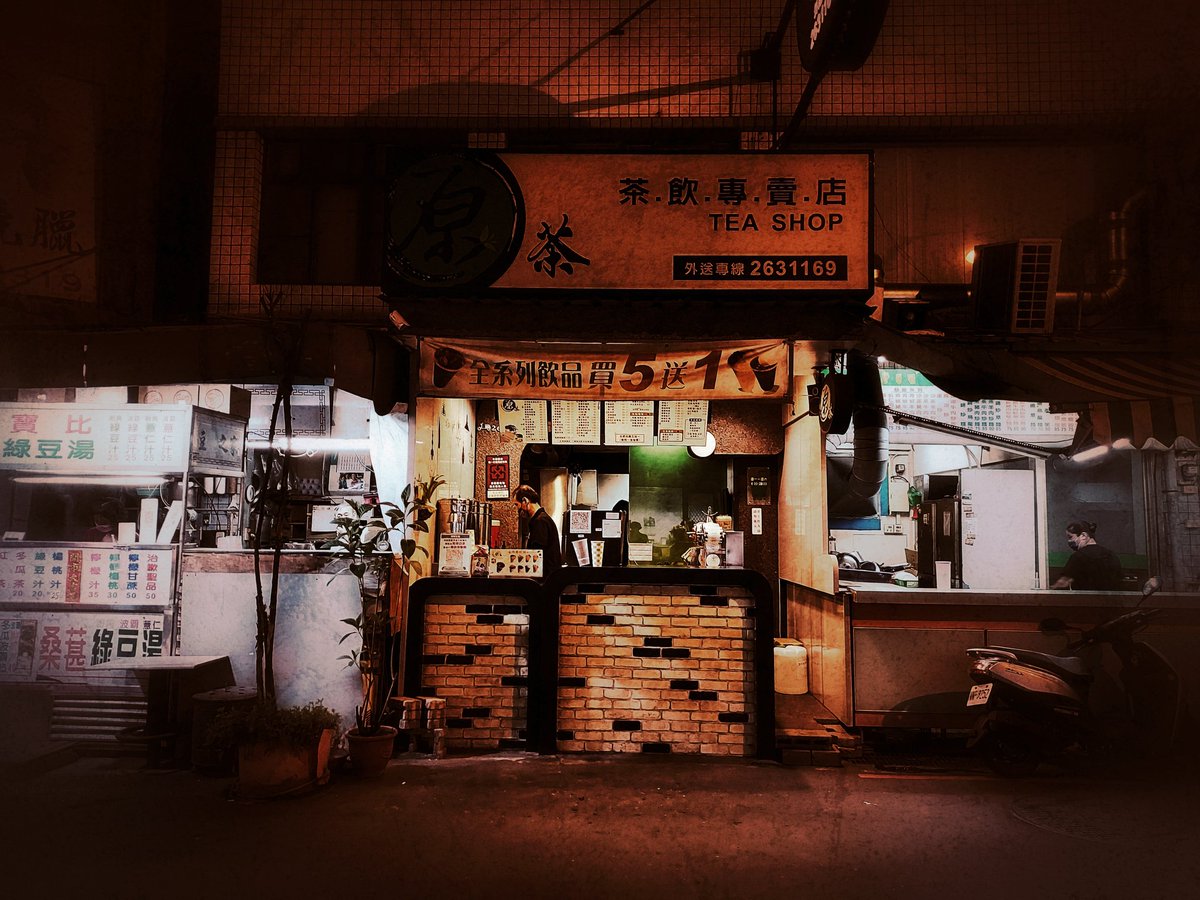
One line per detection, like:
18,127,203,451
773,640,809,694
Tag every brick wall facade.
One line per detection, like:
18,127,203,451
419,597,529,751
557,583,757,756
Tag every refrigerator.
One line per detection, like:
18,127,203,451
917,468,1037,590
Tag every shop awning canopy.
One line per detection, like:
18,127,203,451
1064,396,1200,452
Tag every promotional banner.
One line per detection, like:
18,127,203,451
420,339,789,400
0,612,166,682
385,152,871,295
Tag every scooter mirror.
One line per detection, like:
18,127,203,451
1038,617,1070,634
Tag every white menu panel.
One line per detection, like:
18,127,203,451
603,401,656,446
0,546,173,606
550,401,601,445
498,399,549,444
657,400,709,446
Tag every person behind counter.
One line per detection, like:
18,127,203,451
1052,520,1123,590
515,484,562,570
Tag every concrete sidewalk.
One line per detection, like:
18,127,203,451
2,749,1197,900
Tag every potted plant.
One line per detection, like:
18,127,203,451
208,700,340,799
325,474,444,774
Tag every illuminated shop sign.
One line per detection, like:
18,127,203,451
384,153,871,295
0,404,190,473
419,339,790,400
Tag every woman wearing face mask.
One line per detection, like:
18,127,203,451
1051,520,1123,590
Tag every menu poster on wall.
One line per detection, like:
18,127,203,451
603,401,655,446
497,399,549,443
190,409,247,476
550,401,601,445
0,547,173,606
0,403,190,472
657,400,709,446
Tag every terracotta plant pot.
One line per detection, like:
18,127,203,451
346,725,398,776
236,728,334,799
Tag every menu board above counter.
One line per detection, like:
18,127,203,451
550,401,601,445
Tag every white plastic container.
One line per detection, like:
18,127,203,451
773,639,809,694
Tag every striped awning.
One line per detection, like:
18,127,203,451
1064,396,1200,451
1019,352,1199,402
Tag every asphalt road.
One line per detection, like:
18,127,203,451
2,751,1197,900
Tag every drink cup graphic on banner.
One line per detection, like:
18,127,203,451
432,347,467,388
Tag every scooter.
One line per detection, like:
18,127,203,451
964,577,1183,775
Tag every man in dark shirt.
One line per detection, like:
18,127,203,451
1052,521,1123,590
515,484,562,570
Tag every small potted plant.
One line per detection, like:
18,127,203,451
325,474,444,774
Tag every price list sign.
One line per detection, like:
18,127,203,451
497,399,549,443
0,403,189,473
657,400,709,446
550,400,601,445
603,401,655,445
0,547,172,607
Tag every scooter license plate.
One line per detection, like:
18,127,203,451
966,683,993,707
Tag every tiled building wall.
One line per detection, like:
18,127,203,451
208,0,1171,318
557,583,757,756
419,597,529,751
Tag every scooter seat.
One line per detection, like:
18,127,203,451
990,646,1091,681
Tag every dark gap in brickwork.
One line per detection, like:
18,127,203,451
517,729,528,739
587,614,615,625
632,647,661,658
689,586,718,595
422,654,447,664
689,690,719,700
465,645,493,655
465,604,494,613
418,687,438,696
493,604,524,614
560,593,586,604
500,675,528,686
670,679,700,690
577,584,605,592
498,738,527,749
718,712,750,723
462,707,491,718
558,676,586,687
556,729,575,741
475,614,503,624
445,654,475,665
446,718,474,728
613,720,642,731
662,648,691,659
699,597,729,607
641,742,672,753
643,637,673,647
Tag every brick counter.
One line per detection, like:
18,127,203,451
405,569,775,758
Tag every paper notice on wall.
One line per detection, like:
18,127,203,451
962,493,975,518
601,515,622,539
497,399,549,444
603,401,655,445
550,400,601,445
657,400,708,446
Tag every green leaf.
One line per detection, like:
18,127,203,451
400,538,417,559
350,561,366,579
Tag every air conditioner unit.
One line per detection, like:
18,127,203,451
971,239,1061,334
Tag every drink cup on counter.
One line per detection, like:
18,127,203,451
573,538,591,566
590,540,604,568
935,560,952,590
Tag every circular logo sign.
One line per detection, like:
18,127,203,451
384,153,523,292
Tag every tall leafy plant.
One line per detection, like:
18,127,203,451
325,474,444,735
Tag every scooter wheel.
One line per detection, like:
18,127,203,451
983,731,1040,777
